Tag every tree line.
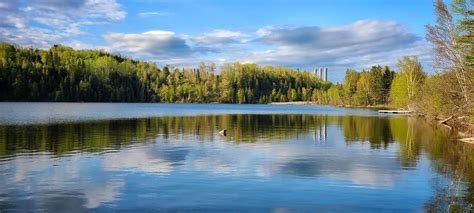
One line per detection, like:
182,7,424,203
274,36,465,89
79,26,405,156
0,41,400,105
0,43,334,104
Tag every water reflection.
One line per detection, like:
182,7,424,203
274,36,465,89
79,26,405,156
0,115,411,154
0,114,473,211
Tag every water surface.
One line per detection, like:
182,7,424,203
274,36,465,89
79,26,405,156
0,102,378,125
0,103,473,212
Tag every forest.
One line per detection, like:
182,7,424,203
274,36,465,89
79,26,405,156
0,0,472,121
0,41,399,105
0,43,332,104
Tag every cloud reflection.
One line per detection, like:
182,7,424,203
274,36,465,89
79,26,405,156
0,154,124,210
83,180,124,208
98,130,403,188
102,147,177,174
1,114,458,211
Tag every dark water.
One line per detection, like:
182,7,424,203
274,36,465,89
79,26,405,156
0,103,473,212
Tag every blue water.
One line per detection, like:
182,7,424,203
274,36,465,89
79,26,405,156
0,102,378,125
0,103,472,212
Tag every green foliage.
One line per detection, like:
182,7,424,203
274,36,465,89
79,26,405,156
355,72,372,105
327,84,344,105
342,69,360,105
417,72,471,118
390,56,426,108
0,42,402,106
2,39,468,121
451,0,474,70
451,0,474,119
0,43,330,103
390,74,410,107
340,66,395,106
423,0,473,119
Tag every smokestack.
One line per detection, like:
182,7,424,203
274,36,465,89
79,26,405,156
324,67,328,81
318,68,323,80
320,67,325,81
320,67,324,81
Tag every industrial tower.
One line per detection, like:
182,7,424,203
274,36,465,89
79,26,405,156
313,67,328,81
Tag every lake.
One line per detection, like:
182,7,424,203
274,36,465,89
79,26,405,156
0,103,473,212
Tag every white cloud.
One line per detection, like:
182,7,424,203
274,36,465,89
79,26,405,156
246,20,430,72
103,30,193,59
138,11,168,17
29,0,126,21
0,3,431,81
100,20,430,78
192,29,245,44
0,26,62,48
2,14,27,29
188,30,248,58
102,29,250,64
86,0,126,21
64,40,98,50
257,20,416,49
102,29,251,67
0,0,126,48
27,0,126,34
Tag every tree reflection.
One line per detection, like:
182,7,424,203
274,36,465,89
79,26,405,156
0,114,472,210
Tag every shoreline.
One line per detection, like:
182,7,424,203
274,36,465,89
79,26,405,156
1,101,472,142
269,101,313,105
271,101,473,142
269,101,396,110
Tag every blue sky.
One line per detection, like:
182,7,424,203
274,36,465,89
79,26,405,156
0,0,439,82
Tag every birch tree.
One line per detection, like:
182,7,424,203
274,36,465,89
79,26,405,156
390,56,426,108
426,0,472,114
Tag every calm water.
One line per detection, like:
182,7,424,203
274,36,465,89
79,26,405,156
0,103,473,212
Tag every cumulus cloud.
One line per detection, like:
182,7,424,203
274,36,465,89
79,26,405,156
103,29,248,61
247,20,430,73
257,20,417,49
0,0,126,48
189,29,249,56
100,20,429,78
0,25,62,48
191,29,245,45
27,0,126,34
29,0,126,21
0,2,431,81
104,31,193,59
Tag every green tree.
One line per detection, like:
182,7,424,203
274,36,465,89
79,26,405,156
355,72,372,105
367,66,385,104
237,88,245,104
390,56,426,108
426,0,473,118
390,74,409,107
342,69,360,105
